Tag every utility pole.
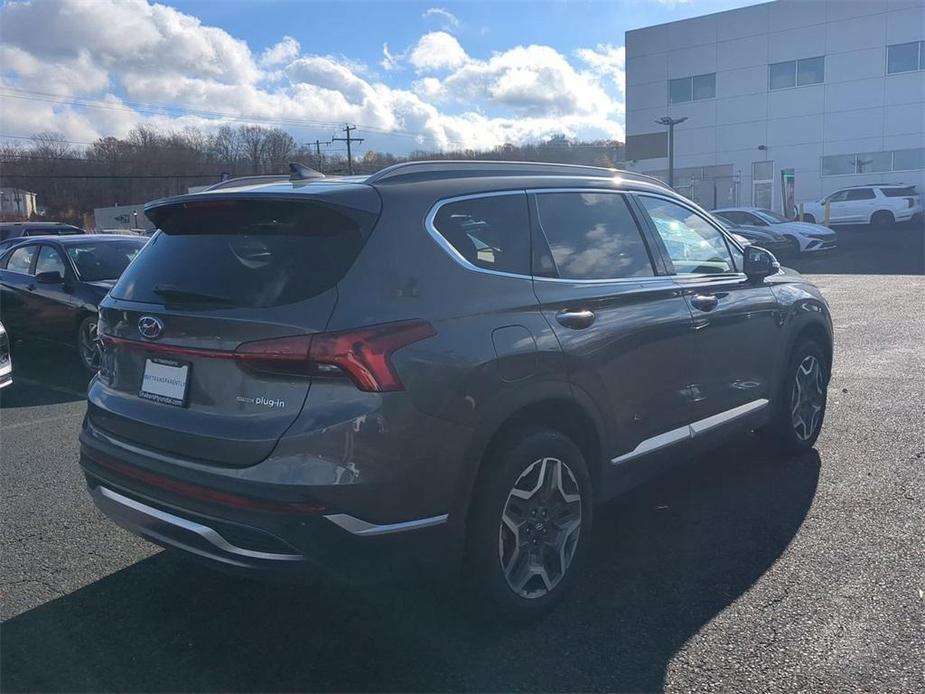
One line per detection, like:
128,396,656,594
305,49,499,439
332,124,364,175
655,116,688,189
309,139,328,172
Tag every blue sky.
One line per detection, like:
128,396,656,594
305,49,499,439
0,0,761,154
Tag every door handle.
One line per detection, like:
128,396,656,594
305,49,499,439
556,309,596,329
690,294,719,312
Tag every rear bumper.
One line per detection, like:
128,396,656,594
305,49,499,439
80,418,467,583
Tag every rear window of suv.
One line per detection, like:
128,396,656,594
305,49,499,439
111,198,375,308
881,187,917,197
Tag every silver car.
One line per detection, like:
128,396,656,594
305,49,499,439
713,207,837,255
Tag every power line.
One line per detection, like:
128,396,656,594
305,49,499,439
331,125,364,175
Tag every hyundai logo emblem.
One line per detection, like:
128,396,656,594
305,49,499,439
138,316,164,340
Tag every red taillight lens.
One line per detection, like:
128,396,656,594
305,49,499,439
234,320,436,392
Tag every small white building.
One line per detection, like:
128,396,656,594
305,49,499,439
93,203,155,232
0,188,38,219
624,0,925,212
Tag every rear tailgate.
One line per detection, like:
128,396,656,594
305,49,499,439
90,189,380,467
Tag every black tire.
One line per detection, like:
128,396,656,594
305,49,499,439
765,339,829,454
802,213,816,224
77,315,101,373
871,210,894,230
467,428,593,621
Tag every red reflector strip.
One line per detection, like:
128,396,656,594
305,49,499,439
83,450,325,514
101,335,235,360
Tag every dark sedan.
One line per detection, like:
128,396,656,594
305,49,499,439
0,235,147,371
718,222,794,257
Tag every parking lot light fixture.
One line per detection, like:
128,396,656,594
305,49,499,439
656,116,688,188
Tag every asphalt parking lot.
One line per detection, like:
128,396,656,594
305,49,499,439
1,224,923,692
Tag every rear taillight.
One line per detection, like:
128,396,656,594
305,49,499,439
234,320,436,392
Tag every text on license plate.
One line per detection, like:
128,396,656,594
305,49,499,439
139,358,189,406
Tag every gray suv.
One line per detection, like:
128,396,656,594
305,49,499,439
80,161,832,619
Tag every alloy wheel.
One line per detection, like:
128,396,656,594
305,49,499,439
791,355,825,441
498,457,582,599
78,318,101,371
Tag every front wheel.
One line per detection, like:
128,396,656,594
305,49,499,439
77,315,101,373
765,339,829,453
467,429,593,621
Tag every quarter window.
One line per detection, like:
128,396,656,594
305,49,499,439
532,192,654,280
638,197,735,275
5,245,36,274
431,194,531,276
35,246,67,276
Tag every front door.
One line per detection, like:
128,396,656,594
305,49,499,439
0,243,39,337
30,244,80,343
528,190,699,462
635,194,783,422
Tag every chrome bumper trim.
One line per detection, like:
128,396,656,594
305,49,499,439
91,486,303,563
324,512,449,537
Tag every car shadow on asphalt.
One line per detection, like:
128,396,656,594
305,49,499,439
0,341,90,409
0,439,821,693
785,222,924,276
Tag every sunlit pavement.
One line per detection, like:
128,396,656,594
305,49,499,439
1,223,923,692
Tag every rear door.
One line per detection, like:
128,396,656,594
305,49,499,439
843,188,876,223
92,191,380,466
0,243,39,336
635,194,782,422
529,189,699,462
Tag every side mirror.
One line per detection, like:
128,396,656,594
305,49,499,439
743,246,780,281
35,270,64,284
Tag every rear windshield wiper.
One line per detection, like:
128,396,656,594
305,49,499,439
152,285,235,305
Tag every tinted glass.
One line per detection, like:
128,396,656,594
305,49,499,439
797,56,824,85
893,147,924,171
715,211,747,225
756,209,790,223
826,191,849,203
882,186,917,197
669,77,691,103
432,194,530,275
822,154,857,176
845,189,875,201
35,246,67,276
692,73,716,99
5,245,36,274
68,240,145,282
769,60,795,89
533,192,653,280
887,42,920,74
639,197,734,275
113,200,372,306
856,151,891,173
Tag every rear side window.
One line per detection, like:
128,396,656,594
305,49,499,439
845,189,875,201
881,187,917,197
532,192,654,280
638,196,735,275
5,245,36,274
431,194,530,275
112,199,375,308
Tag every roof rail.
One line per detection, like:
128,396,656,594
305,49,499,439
365,160,670,189
204,174,291,191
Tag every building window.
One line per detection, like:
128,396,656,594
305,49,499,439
821,148,925,176
669,73,715,103
887,41,923,74
770,56,824,89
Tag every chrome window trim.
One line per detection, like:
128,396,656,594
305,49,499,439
325,512,449,536
425,187,677,285
611,398,769,465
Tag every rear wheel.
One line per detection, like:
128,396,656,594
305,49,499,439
871,210,894,230
765,339,829,453
77,315,101,373
468,428,592,621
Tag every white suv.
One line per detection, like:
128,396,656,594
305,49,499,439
802,185,923,228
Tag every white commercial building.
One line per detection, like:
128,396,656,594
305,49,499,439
624,0,925,213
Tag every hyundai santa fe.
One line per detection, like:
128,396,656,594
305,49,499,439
80,160,833,619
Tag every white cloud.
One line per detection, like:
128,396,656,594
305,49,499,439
259,36,300,68
408,32,469,72
0,0,626,153
422,7,460,32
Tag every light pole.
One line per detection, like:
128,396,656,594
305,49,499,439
656,116,687,188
